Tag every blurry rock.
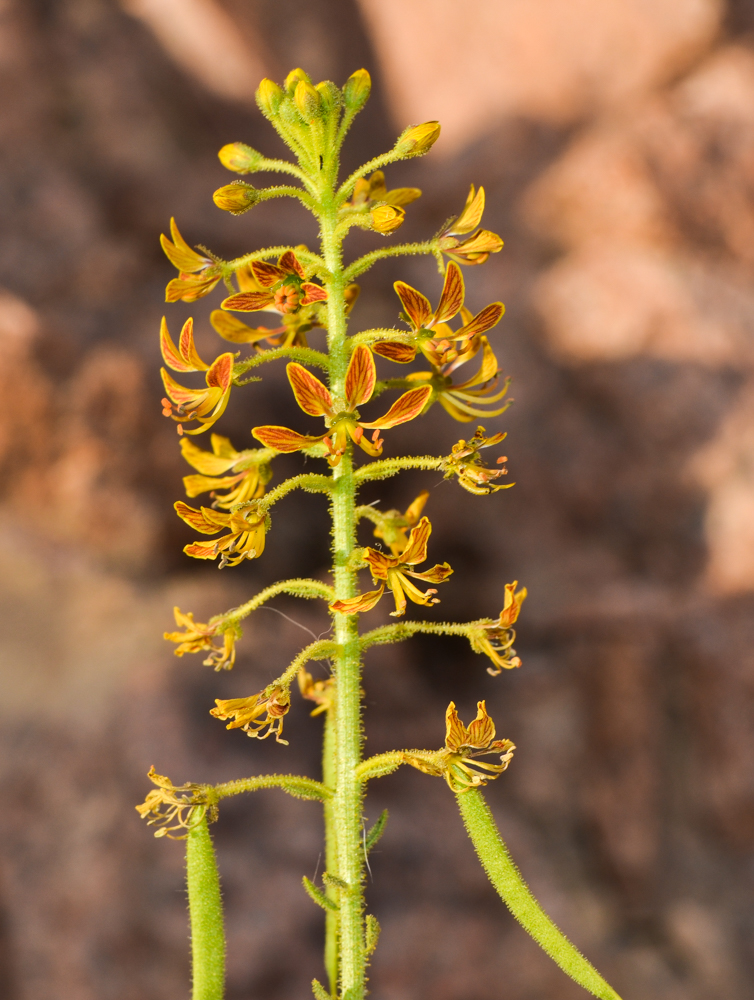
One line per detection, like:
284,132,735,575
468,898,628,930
357,0,721,151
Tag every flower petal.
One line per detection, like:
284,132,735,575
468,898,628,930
166,272,221,303
455,302,505,340
400,516,431,565
287,362,333,416
278,250,305,278
179,436,239,475
449,185,485,236
251,261,286,287
434,263,465,324
345,345,376,409
159,317,198,372
466,701,496,748
372,341,417,363
206,353,234,392
174,501,229,534
211,310,276,344
360,385,432,429
445,701,469,751
300,282,328,305
252,425,324,452
329,585,385,615
394,281,432,330
222,290,276,312
178,317,209,370
160,218,208,272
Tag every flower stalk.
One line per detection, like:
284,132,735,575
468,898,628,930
137,65,622,1000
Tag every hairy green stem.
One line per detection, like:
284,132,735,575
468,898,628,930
213,773,330,801
457,789,623,1000
186,815,225,1000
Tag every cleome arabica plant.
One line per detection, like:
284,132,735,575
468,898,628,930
136,67,623,1000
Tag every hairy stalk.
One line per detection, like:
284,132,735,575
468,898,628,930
321,183,367,999
186,815,225,1000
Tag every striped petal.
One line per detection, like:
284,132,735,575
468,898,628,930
345,345,376,409
278,251,305,278
211,310,278,344
252,425,324,452
287,363,333,416
166,272,221,303
206,353,234,392
434,263,465,324
160,218,208,272
300,282,328,305
360,385,432,429
222,290,276,312
174,501,229,534
394,281,432,330
401,516,431,565
251,261,286,287
160,317,205,372
455,302,505,341
372,341,416,363
177,317,209,370
179,437,238,475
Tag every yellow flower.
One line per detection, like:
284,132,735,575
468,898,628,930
373,262,504,366
437,185,504,265
440,426,512,495
370,491,430,556
253,345,431,466
406,336,511,422
331,516,452,617
298,667,334,717
159,317,233,435
160,218,222,302
218,142,264,174
135,766,216,839
174,501,268,568
404,701,515,791
164,606,239,671
210,686,291,743
180,434,273,509
469,582,527,675
343,68,371,112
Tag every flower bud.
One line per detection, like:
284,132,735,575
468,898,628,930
316,80,341,113
256,78,284,117
294,79,322,121
218,142,264,174
343,69,371,112
212,182,258,215
370,204,405,234
394,121,441,158
284,67,312,94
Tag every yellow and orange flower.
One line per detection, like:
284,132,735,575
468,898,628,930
331,516,452,617
440,426,512,495
164,606,239,671
405,336,511,423
346,170,422,210
369,491,430,556
174,500,267,568
252,345,431,466
210,686,291,743
159,317,233,435
437,185,504,265
180,434,273,509
404,701,515,791
221,250,327,316
469,582,527,675
161,218,222,302
373,262,504,367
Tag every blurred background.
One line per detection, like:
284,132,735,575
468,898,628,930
1,0,753,997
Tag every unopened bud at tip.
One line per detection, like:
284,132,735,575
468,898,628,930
294,79,323,121
284,67,312,94
343,69,371,111
256,78,284,117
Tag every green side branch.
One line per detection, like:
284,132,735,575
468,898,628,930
219,578,334,627
213,773,331,802
457,789,623,1000
186,815,225,1000
234,346,331,377
354,456,443,484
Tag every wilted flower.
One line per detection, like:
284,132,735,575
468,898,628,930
440,426,511,495
210,686,291,743
135,767,217,838
469,582,527,675
164,606,239,670
180,434,273,509
174,500,268,568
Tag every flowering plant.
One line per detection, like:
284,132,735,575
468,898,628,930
139,67,622,1000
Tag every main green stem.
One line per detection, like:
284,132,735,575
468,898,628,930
320,177,366,999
